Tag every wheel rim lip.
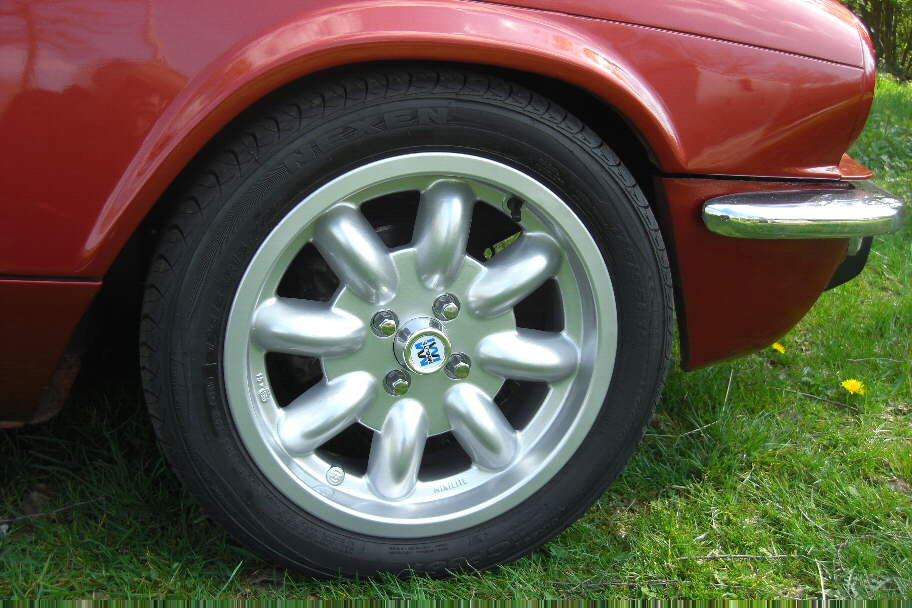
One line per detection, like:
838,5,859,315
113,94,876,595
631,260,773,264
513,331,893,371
224,152,618,537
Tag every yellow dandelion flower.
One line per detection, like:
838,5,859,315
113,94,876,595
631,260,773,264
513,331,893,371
772,342,786,354
840,379,865,395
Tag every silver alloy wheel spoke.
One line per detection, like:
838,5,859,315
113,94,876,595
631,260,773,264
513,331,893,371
466,232,562,318
251,297,366,357
445,384,517,471
313,203,398,304
412,180,476,290
367,399,428,501
276,371,377,455
477,329,579,382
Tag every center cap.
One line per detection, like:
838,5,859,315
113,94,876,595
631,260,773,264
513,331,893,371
394,317,451,375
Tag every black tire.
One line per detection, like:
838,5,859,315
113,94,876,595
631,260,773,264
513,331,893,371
140,65,672,577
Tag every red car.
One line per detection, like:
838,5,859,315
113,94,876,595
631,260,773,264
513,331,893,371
0,0,905,576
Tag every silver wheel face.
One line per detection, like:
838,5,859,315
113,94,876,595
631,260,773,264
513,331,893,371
224,153,618,537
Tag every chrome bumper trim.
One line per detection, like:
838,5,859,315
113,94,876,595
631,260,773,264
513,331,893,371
703,181,906,239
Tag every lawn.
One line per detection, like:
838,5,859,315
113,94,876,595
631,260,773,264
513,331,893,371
1,76,910,599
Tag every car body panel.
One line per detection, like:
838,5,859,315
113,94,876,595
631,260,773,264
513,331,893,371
0,280,100,423
838,153,875,180
0,0,880,419
481,0,867,68
0,0,874,278
660,177,850,368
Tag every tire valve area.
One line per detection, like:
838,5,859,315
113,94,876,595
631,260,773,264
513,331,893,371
326,466,345,486
507,196,524,222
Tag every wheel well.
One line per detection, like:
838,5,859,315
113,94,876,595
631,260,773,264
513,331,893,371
87,60,669,384
146,60,663,253
477,65,661,204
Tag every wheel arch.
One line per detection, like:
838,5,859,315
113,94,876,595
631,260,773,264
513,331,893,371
84,56,676,425
85,3,680,281
76,8,684,429
95,57,670,363
118,59,665,264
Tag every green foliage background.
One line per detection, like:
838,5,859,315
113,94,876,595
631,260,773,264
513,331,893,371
844,0,912,79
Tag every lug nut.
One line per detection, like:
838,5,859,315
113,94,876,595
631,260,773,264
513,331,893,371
445,353,471,380
433,294,461,321
371,310,398,337
384,369,411,396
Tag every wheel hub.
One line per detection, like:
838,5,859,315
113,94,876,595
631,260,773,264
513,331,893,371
324,249,514,436
394,317,451,375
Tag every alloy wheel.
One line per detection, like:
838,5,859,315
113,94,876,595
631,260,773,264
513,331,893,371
223,152,618,537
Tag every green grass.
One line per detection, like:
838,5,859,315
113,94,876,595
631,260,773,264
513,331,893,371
1,76,910,599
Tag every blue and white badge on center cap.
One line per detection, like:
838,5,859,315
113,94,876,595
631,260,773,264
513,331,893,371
410,334,445,373
394,317,451,375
